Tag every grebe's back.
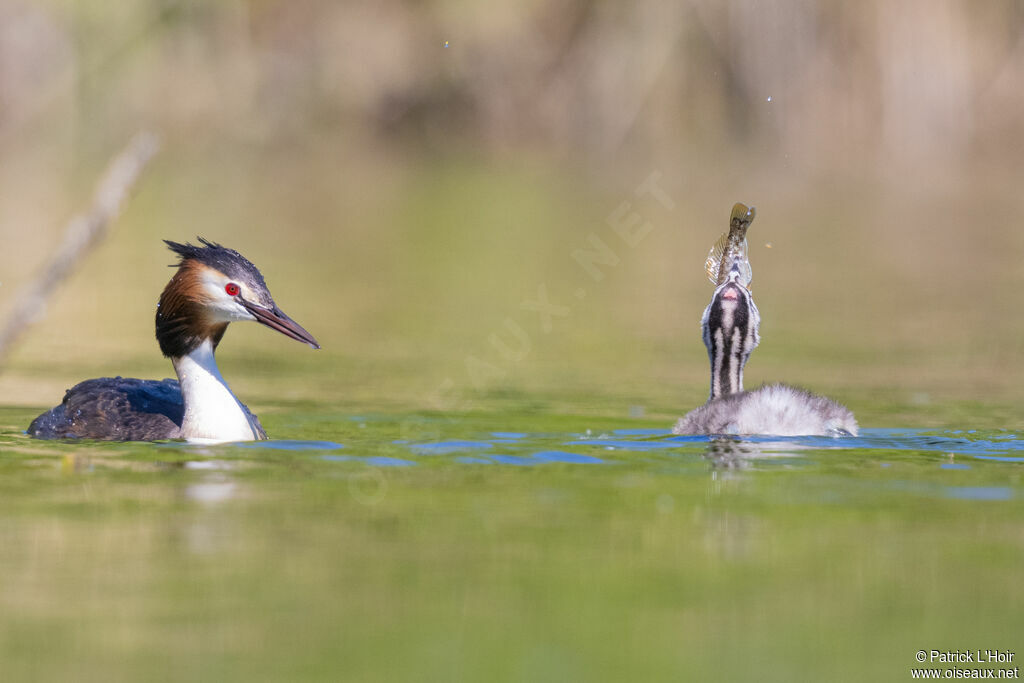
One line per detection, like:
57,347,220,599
28,376,269,441
31,377,182,441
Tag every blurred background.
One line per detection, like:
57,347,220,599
1,0,1023,425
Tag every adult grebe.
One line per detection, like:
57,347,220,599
28,238,319,442
673,206,857,437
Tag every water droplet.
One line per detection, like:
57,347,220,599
766,96,772,102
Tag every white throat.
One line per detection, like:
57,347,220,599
172,340,262,443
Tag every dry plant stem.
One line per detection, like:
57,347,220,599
0,131,161,365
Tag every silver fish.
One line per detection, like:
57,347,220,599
705,202,755,286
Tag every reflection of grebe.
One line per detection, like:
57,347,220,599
29,239,319,442
673,205,857,437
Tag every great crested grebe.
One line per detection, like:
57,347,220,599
673,205,857,437
28,238,319,442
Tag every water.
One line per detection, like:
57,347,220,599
3,17,1022,679
1,405,1022,682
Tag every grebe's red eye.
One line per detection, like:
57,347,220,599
225,283,240,296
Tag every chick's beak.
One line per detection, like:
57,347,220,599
239,299,320,349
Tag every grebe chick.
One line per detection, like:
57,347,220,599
675,383,858,437
672,261,857,437
28,238,319,442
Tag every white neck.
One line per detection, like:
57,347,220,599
172,340,262,443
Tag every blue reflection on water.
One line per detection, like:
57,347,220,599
967,454,1024,463
395,429,1024,465
409,440,493,454
450,451,603,466
945,486,1013,501
532,451,603,464
236,440,345,451
568,437,687,451
207,429,1024,501
612,428,669,437
490,455,536,466
323,454,416,467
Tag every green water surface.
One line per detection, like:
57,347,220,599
3,142,1023,682
3,4,1024,680
1,405,1021,683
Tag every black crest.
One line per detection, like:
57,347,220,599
164,237,269,295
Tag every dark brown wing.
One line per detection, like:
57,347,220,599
28,377,185,441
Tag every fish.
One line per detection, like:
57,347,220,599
704,202,756,286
